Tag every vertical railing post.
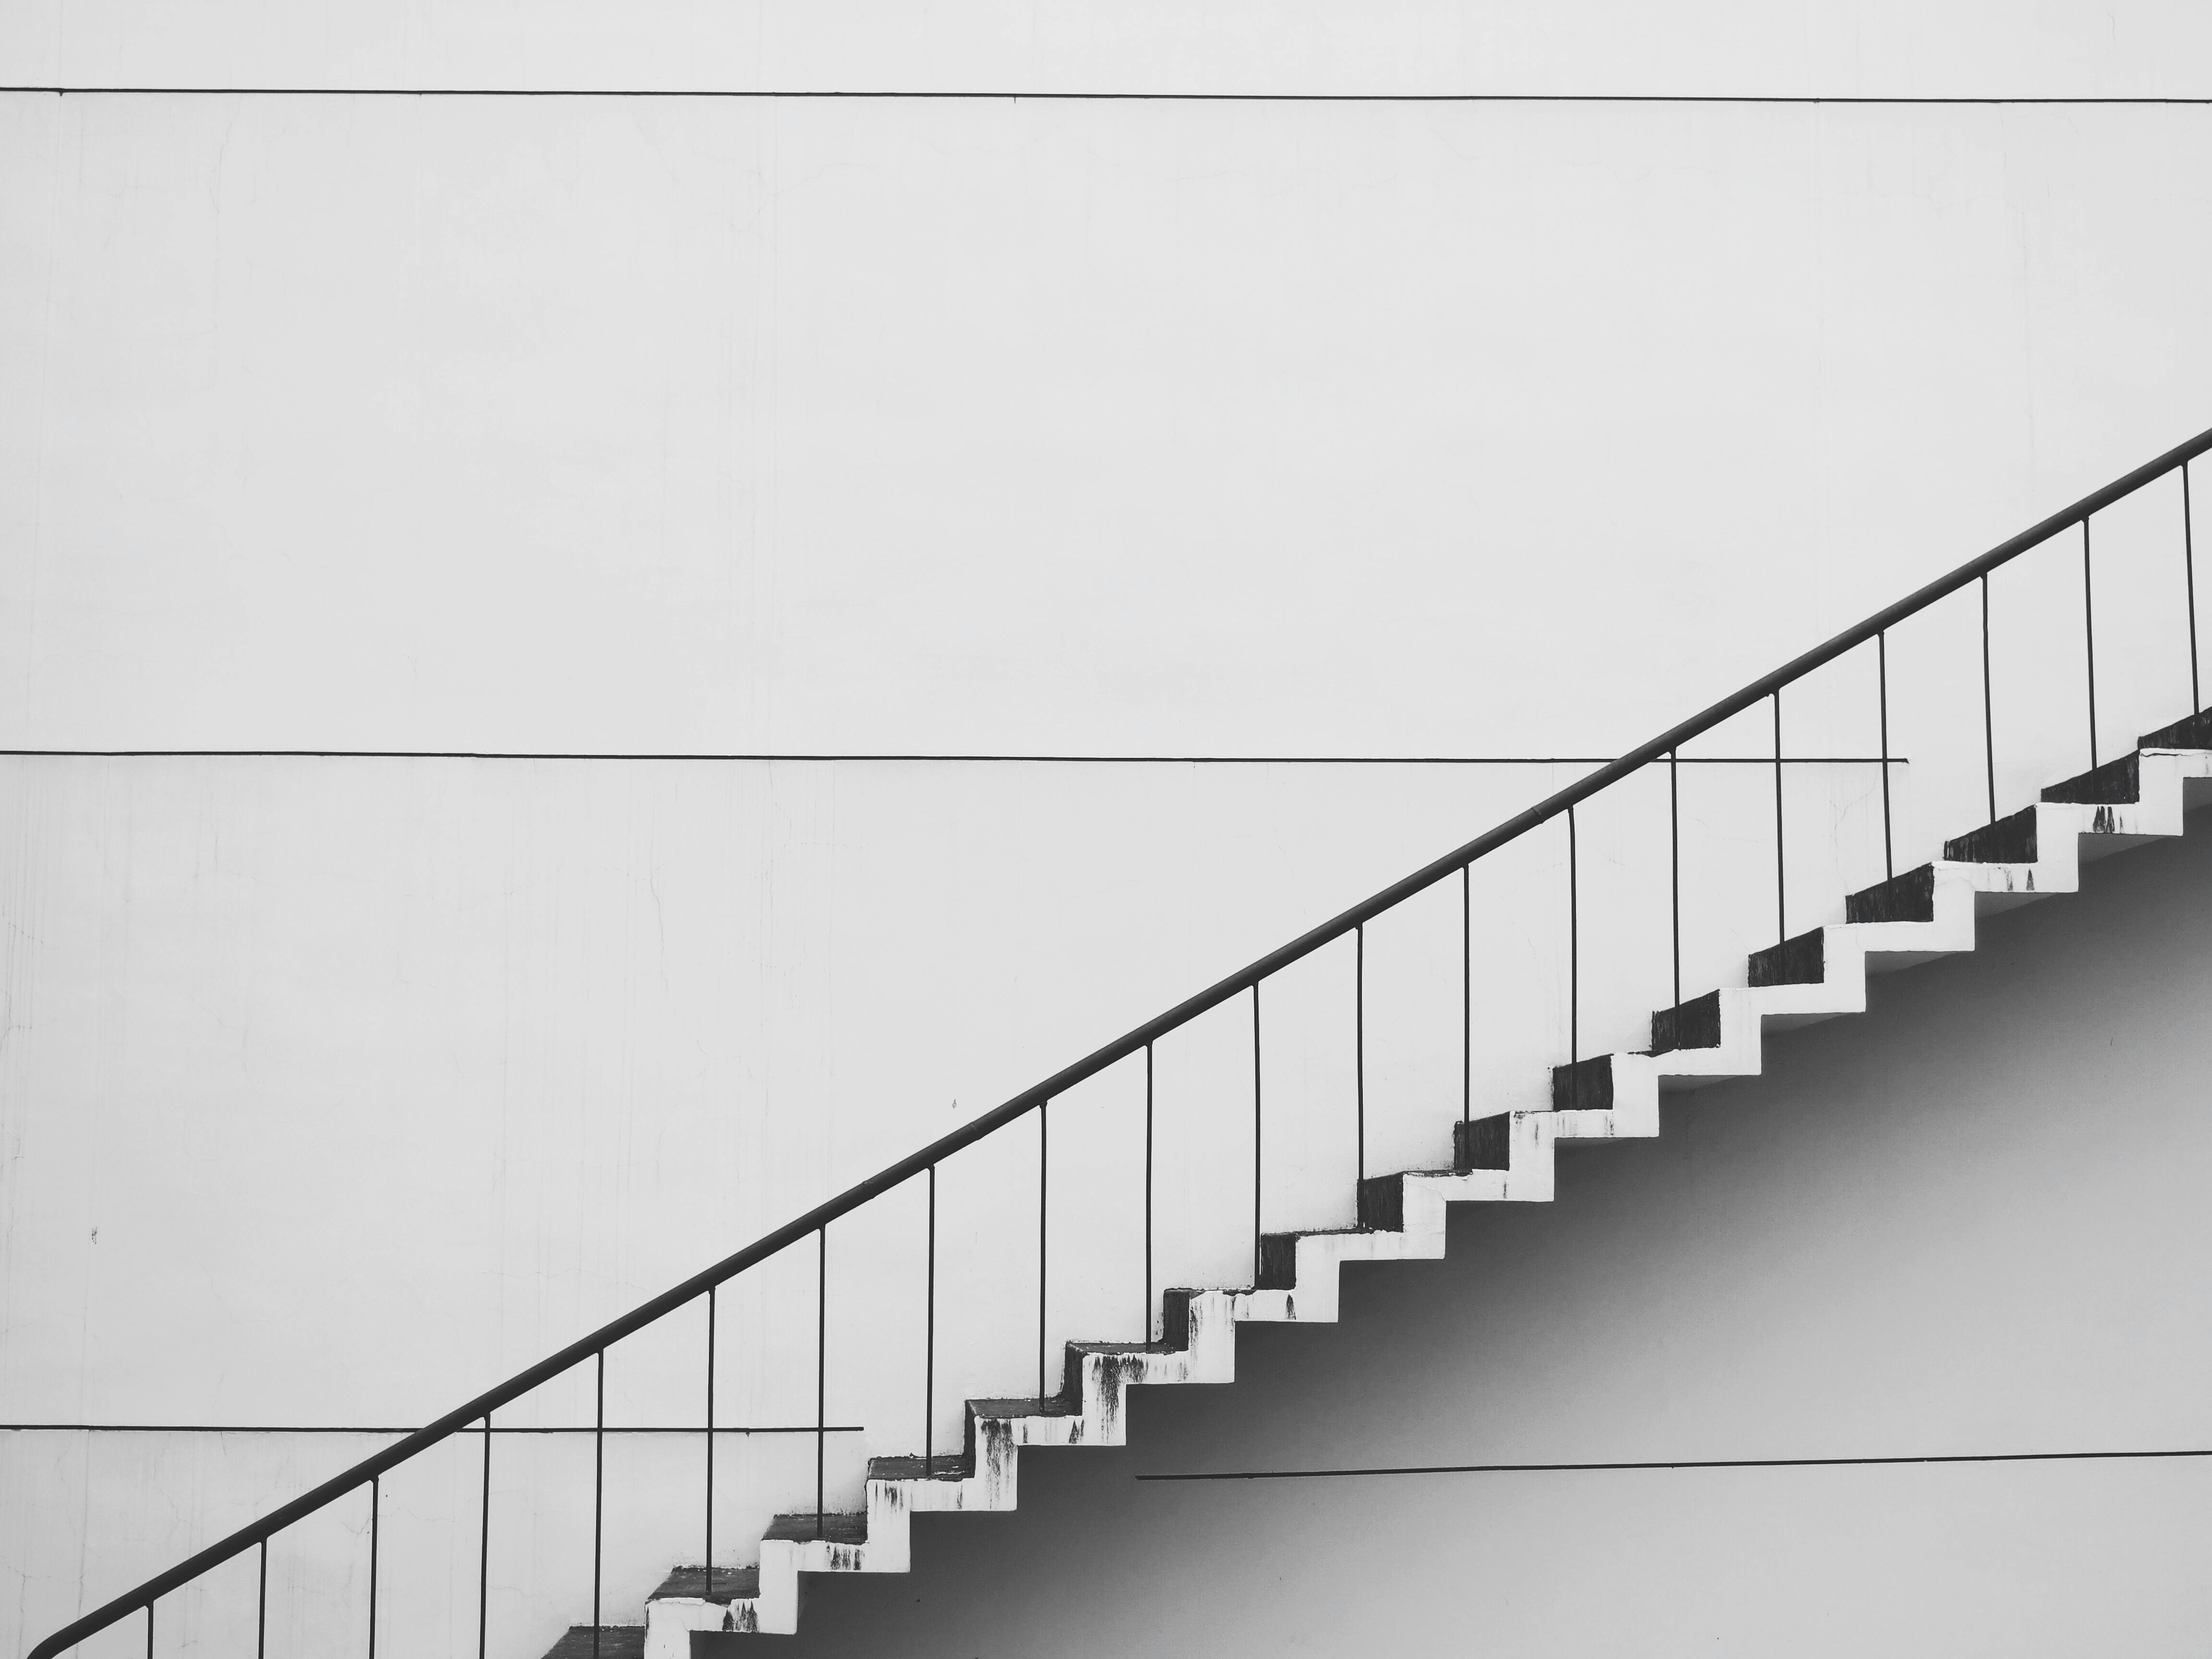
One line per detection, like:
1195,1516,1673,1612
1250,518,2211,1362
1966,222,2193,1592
1142,1044,1154,1342
704,1290,716,1600
1037,1102,1049,1401
256,1540,267,1659
145,1602,153,1659
1250,983,1262,1285
1771,690,1786,943
1354,924,1365,1190
815,1227,827,1537
477,1416,491,1659
1459,865,1471,1134
1668,749,1681,1010
1566,806,1579,1073
2083,518,2100,769
2186,461,2201,713
925,1165,937,1468
1981,573,1997,821
1876,631,1894,880
366,1477,379,1659
592,1356,604,1657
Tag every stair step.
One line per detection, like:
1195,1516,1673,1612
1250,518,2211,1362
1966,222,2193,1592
1845,863,1935,923
1551,1054,1612,1110
763,1512,867,1546
1158,1288,1201,1350
1454,1114,1510,1173
1943,805,2039,864
538,1629,645,1659
1749,928,1825,987
969,1396,1079,1422
650,1566,760,1603
1256,1229,1365,1288
869,1454,970,1483
2043,752,2141,805
2139,707,2212,750
1356,1173,1406,1230
1649,989,1721,1055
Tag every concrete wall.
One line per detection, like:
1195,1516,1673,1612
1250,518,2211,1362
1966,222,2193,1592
5,85,2212,760
8,2,2212,1654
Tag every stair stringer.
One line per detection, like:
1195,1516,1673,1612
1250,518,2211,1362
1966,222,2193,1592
638,745,2212,1652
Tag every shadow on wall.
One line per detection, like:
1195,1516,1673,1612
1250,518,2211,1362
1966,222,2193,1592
736,819,2212,1657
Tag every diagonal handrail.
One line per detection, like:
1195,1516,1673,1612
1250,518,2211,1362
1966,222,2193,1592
26,421,2212,1659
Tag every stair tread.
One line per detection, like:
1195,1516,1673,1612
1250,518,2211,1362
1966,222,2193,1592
869,1454,971,1482
1846,863,1936,923
970,1395,1079,1419
1944,805,2039,864
2139,708,2212,750
1650,988,1723,1055
1748,928,1826,988
650,1565,761,1603
2044,752,2142,805
764,1511,868,1545
539,1629,645,1659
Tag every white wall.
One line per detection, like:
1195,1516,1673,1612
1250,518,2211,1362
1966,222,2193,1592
7,3,2212,1654
5,87,2212,757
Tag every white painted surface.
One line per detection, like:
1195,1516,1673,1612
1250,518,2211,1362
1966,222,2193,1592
7,4,2212,1654
3,0,2211,97
3,87,2211,756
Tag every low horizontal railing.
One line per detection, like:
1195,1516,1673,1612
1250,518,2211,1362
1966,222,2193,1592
27,421,2212,1659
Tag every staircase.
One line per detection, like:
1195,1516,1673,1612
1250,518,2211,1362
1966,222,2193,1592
600,708,2212,1651
27,427,2212,1659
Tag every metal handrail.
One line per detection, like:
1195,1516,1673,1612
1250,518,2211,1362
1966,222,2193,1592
27,421,2212,1659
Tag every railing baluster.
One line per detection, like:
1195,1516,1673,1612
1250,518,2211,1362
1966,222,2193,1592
1251,983,1262,1284
2082,518,2099,768
478,1415,491,1659
1772,690,1786,943
144,1603,152,1659
704,1291,715,1602
925,1164,937,1468
256,1540,266,1659
1459,866,1471,1132
2187,462,2201,713
1354,924,1365,1190
1566,806,1579,1073
815,1227,827,1538
1037,1102,1049,1400
1667,748,1681,1008
592,1357,603,1658
1877,632,1894,880
366,1478,378,1659
1981,573,1997,821
1142,1045,1154,1341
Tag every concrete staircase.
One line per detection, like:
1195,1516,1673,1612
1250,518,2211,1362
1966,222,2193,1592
542,710,2212,1655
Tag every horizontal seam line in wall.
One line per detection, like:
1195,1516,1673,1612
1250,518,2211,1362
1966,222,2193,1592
0,750,1906,765
1137,1448,2212,1479
0,1423,868,1435
6,88,2212,104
